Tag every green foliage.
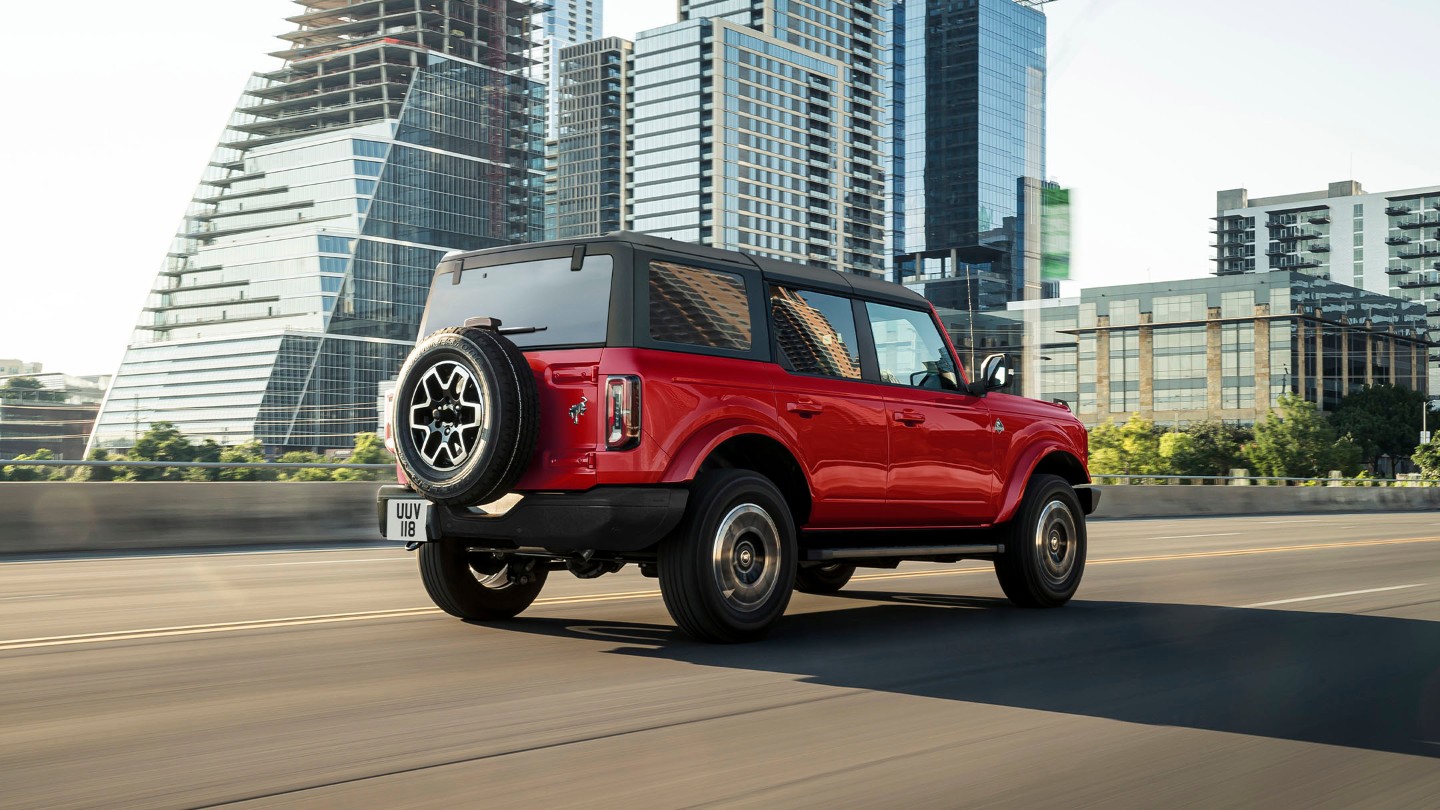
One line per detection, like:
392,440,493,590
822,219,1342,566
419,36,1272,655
183,439,224,481
1176,421,1251,477
217,441,276,481
1328,384,1427,473
1088,415,1169,477
276,451,334,481
1412,440,1440,480
3,448,71,481
331,432,394,481
73,448,118,482
0,376,64,403
127,421,195,481
1245,394,1362,479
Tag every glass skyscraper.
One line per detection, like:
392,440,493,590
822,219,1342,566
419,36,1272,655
90,0,545,453
895,0,1047,306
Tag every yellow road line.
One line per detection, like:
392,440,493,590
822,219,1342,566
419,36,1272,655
4,536,1437,652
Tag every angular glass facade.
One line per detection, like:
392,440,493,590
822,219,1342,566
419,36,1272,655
91,1,544,452
554,37,631,238
896,0,1046,304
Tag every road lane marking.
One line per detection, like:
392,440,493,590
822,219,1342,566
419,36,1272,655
244,557,408,566
0,594,60,601
1243,584,1427,608
5,535,1440,652
1150,533,1239,540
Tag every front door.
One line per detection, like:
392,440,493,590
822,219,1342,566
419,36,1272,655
863,301,997,525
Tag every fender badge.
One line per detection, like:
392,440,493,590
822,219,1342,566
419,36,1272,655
569,396,588,425
994,419,1005,434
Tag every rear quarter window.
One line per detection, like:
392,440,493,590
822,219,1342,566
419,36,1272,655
647,261,752,351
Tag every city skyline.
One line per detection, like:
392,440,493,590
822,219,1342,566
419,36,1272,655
4,0,1438,375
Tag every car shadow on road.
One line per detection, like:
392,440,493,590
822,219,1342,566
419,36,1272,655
507,591,1440,758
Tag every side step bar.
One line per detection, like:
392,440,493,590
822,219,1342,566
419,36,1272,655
805,544,1003,562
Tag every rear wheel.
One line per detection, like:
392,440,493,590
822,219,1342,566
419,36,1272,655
658,470,797,643
795,562,856,594
994,474,1086,608
419,539,548,620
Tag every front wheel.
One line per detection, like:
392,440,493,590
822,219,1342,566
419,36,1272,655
994,474,1086,608
658,470,797,643
419,539,548,620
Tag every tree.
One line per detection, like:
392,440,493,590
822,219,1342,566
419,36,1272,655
1175,421,1250,477
127,422,196,481
1088,415,1168,477
1413,439,1440,480
183,439,224,481
1328,384,1428,475
74,448,119,482
332,432,395,481
0,376,64,403
1246,394,1362,479
276,451,334,481
3,448,65,481
218,441,276,481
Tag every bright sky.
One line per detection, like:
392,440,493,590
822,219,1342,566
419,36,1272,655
1,0,1435,375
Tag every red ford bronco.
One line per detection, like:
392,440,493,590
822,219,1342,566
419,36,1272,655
378,233,1097,642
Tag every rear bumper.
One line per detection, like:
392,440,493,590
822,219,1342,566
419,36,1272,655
376,485,688,553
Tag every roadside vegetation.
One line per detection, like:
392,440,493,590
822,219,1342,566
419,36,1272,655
0,423,394,482
1091,384,1436,482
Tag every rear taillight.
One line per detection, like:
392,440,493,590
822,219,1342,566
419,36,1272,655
384,391,396,452
604,375,641,450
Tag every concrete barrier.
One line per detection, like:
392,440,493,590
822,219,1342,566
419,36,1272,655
2,481,1438,555
0,482,385,555
1092,484,1440,520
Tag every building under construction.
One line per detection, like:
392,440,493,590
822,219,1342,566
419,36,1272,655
92,0,546,453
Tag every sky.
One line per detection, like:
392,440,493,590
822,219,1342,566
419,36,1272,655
0,0,1436,376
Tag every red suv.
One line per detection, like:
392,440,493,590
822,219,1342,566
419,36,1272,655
378,233,1097,642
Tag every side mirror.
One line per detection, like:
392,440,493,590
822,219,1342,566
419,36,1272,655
966,353,1011,397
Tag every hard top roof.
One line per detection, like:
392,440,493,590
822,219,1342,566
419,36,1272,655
447,232,928,308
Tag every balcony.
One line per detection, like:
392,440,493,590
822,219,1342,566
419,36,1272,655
1386,205,1413,217
1264,246,1291,257
1309,242,1331,252
1398,274,1440,289
1274,258,1322,270
1273,228,1322,241
1307,213,1332,225
1398,245,1440,260
1387,265,1414,275
1386,235,1414,246
1398,215,1440,230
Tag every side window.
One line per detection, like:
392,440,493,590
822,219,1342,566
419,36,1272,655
648,261,752,351
769,286,862,379
865,302,958,390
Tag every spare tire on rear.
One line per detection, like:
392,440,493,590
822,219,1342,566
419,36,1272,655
392,326,538,507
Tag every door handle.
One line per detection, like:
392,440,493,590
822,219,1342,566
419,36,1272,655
892,410,926,425
786,399,825,417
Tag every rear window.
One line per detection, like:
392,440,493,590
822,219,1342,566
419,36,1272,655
647,261,752,351
421,255,614,347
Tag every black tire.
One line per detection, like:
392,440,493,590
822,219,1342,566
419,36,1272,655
795,563,856,594
419,539,548,620
994,474,1086,608
658,470,797,643
393,326,538,507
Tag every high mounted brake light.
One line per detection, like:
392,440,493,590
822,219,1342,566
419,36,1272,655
604,375,641,450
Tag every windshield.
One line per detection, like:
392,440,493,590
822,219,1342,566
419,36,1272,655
420,254,614,347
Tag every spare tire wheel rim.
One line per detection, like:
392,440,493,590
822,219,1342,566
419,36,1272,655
711,503,781,613
410,359,488,471
1034,499,1077,587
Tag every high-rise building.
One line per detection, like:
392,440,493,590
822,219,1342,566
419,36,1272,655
553,36,631,239
1213,181,1440,389
623,0,894,277
895,0,1048,307
533,0,602,141
90,0,545,453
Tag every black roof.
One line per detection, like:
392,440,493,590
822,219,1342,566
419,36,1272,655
446,231,928,308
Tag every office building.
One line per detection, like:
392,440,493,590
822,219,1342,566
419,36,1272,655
91,0,545,453
533,0,602,141
553,36,631,239
976,273,1431,427
1,372,111,459
0,360,43,376
895,0,1049,307
624,0,894,277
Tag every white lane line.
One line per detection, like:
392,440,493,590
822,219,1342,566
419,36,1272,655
243,557,408,567
0,546,403,565
1243,584,1427,608
1151,532,1239,540
0,594,60,601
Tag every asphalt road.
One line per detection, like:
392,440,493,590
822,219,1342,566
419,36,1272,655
3,513,1439,809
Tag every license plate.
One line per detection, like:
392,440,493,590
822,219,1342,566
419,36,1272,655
387,499,429,541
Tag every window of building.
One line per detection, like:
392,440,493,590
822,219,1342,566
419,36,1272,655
1221,290,1254,319
1152,294,1205,323
1108,299,1139,327
648,261,752,351
865,302,957,389
769,286,861,379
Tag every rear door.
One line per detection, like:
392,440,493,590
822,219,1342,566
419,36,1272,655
767,285,888,527
862,301,997,525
